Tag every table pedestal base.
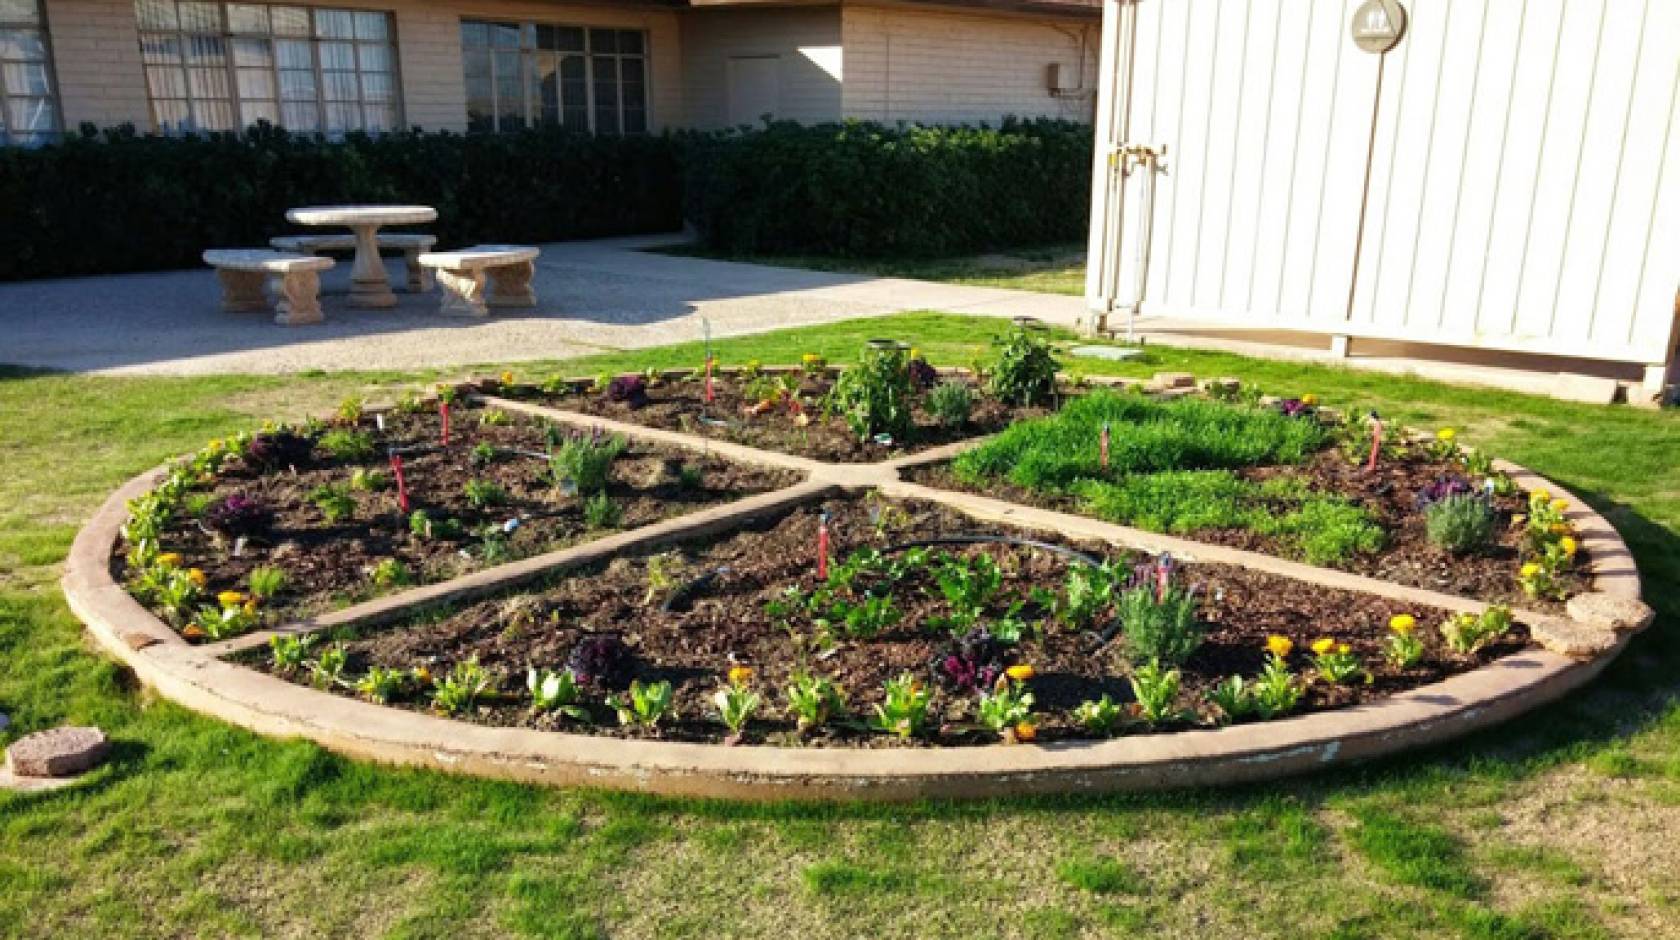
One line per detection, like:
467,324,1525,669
347,223,398,308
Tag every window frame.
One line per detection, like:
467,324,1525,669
0,0,63,146
459,20,647,135
134,1,403,137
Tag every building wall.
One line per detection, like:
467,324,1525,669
678,6,843,130
41,0,683,133
841,2,1097,125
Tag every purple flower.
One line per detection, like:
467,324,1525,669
1274,398,1314,418
245,430,315,470
566,633,634,690
930,630,1008,693
204,493,273,536
605,375,648,409
1416,475,1475,510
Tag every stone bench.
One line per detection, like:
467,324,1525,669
270,232,438,292
202,249,334,326
417,245,540,317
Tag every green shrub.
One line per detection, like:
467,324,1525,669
681,118,1092,258
925,381,973,429
826,343,914,440
550,434,626,494
318,429,375,461
989,326,1060,406
1425,494,1497,555
1117,584,1203,668
0,123,682,281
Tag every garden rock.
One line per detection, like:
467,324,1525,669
1565,593,1655,634
6,726,110,778
1527,616,1618,660
1151,372,1196,390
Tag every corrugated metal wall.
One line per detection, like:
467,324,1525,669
1086,0,1680,372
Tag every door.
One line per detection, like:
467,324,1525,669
727,55,781,126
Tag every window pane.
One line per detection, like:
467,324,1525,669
231,37,270,67
589,29,616,54
0,28,45,59
620,56,643,87
622,108,645,134
362,102,395,132
226,3,266,34
240,99,276,125
353,11,386,42
152,98,190,130
618,30,643,55
177,1,220,32
356,43,390,73
460,21,488,47
194,98,235,130
0,0,41,25
184,34,225,66
490,23,519,48
7,61,54,95
322,70,358,101
274,37,310,69
534,54,557,125
318,40,353,70
235,66,272,98
281,100,317,130
187,65,229,98
135,0,178,30
620,72,645,112
145,65,186,97
462,46,489,80
278,68,314,99
465,67,493,132
360,71,393,104
140,34,181,65
324,100,357,132
554,26,584,53
9,96,52,130
270,5,308,36
315,10,353,39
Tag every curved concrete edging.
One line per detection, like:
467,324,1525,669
61,380,1653,802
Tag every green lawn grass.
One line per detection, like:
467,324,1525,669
3,312,1678,938
654,243,1089,295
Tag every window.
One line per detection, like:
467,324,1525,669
134,0,399,135
0,0,59,145
460,22,645,134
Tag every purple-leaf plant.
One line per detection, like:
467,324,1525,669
566,633,635,690
204,493,274,537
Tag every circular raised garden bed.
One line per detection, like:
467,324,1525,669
63,362,1653,801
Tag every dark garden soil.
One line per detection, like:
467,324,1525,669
251,495,1531,747
504,371,1049,463
906,448,1591,611
117,403,799,623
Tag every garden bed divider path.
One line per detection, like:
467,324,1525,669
60,370,1655,801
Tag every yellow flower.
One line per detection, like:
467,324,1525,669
500,370,515,386
1311,638,1336,656
727,665,754,685
1549,522,1570,536
186,568,207,587
1389,614,1417,634
1550,498,1569,513
1560,536,1578,556
1006,664,1036,682
243,599,259,616
1300,393,1318,406
1437,428,1456,442
155,552,183,569
909,347,922,361
1265,635,1294,659
217,590,245,608
181,624,207,640
1337,643,1352,656
1520,562,1542,578
413,666,432,684
207,438,224,452
1531,488,1551,503
1013,722,1038,742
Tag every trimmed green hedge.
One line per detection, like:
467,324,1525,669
680,119,1093,258
0,123,683,281
0,118,1094,281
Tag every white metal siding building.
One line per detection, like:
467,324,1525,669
1085,0,1680,396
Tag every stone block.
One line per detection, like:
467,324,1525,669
1565,592,1656,634
6,726,109,778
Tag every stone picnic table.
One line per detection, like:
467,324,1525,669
284,204,437,308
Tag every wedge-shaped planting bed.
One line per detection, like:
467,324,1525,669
64,363,1652,801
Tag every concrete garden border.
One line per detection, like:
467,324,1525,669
61,371,1655,801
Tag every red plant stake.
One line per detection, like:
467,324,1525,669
389,451,410,513
1365,414,1384,473
1154,554,1172,601
704,356,715,404
440,400,451,446
1099,422,1111,470
816,512,831,581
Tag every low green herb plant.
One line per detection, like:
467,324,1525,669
1425,494,1496,555
527,667,590,720
318,429,376,461
1117,581,1203,668
550,434,626,493
309,484,356,523
369,558,411,589
356,666,409,704
785,672,847,732
1440,605,1513,654
1308,639,1367,685
583,492,622,529
348,467,388,492
975,676,1034,737
462,478,508,509
1208,675,1256,723
269,633,318,675
608,679,674,728
310,644,349,689
1128,660,1182,724
1072,695,1124,736
431,658,493,716
925,381,973,429
713,674,761,736
869,673,931,739
246,565,286,601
